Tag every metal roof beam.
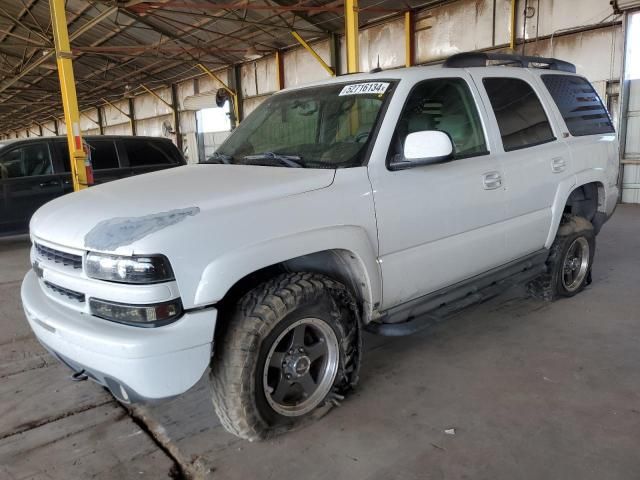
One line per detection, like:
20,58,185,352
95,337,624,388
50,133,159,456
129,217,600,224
0,7,51,44
0,0,38,44
132,2,401,14
0,6,117,96
150,9,322,34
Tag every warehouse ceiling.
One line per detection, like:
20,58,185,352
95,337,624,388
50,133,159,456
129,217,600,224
0,0,434,134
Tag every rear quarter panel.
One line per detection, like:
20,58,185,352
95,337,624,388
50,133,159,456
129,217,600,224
530,72,619,245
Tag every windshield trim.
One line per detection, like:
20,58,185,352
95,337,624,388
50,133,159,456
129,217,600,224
212,78,399,169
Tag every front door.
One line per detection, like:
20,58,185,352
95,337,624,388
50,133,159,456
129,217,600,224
368,74,507,309
0,142,62,235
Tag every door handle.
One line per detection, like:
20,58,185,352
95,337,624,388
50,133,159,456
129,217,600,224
39,180,60,188
483,171,502,190
551,157,566,173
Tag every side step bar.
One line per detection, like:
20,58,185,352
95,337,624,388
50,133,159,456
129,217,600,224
365,254,547,337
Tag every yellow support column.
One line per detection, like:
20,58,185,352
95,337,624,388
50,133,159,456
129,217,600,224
50,0,90,191
405,11,415,68
275,50,285,90
345,0,359,73
510,0,517,50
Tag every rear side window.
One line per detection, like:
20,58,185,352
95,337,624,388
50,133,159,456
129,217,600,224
87,140,119,169
0,143,53,179
483,77,555,151
54,140,119,170
124,139,175,167
541,75,614,136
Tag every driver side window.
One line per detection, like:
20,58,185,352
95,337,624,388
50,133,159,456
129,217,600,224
389,78,487,163
0,143,53,179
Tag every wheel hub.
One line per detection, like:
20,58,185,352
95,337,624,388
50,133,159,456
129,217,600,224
284,350,311,378
566,257,580,271
561,237,590,292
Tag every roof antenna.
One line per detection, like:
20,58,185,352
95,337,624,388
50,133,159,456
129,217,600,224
370,55,382,73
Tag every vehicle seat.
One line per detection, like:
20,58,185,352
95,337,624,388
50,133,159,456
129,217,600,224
28,150,51,176
436,101,473,154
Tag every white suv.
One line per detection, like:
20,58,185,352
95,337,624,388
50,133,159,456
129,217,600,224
21,53,619,440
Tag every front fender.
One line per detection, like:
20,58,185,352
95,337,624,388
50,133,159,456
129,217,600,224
193,225,381,309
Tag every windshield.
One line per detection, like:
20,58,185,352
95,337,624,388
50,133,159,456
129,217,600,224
210,81,394,168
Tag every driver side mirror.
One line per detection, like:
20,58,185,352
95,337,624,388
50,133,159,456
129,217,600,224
389,130,454,171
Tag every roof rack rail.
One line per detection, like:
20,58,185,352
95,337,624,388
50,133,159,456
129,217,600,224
443,52,576,73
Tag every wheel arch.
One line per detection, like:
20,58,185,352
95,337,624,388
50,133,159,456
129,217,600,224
545,177,606,248
194,226,381,323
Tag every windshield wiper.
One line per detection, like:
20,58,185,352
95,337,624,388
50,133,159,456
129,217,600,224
242,152,303,168
202,152,233,164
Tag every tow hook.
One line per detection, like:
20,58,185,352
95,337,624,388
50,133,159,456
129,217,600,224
71,370,88,382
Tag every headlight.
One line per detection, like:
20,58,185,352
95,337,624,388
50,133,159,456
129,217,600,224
89,298,182,326
85,253,174,284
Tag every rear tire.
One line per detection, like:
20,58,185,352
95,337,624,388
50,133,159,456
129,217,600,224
528,215,595,300
210,273,361,441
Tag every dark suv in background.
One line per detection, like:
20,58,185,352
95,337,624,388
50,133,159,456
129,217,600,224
0,135,185,236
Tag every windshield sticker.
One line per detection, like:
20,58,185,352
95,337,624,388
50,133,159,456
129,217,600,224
339,82,389,96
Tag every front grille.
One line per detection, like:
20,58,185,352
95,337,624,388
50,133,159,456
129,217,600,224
35,243,83,270
44,281,86,303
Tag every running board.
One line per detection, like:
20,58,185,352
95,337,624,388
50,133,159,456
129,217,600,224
365,254,547,337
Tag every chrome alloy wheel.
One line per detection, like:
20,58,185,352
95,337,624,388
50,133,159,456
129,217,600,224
562,237,590,292
263,317,339,417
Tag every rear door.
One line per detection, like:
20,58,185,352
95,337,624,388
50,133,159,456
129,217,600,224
119,138,182,177
0,141,62,235
470,70,571,261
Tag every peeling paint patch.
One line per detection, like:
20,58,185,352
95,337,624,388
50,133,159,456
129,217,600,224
84,207,200,251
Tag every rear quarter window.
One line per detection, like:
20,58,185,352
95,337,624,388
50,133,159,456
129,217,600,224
541,75,615,136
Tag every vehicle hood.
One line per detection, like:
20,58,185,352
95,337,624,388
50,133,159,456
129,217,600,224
31,164,335,253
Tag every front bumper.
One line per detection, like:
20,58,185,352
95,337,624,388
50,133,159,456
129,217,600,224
21,270,216,402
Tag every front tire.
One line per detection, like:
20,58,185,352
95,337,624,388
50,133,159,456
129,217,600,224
210,273,361,441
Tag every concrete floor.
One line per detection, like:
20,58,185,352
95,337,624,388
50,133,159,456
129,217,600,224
1,205,639,479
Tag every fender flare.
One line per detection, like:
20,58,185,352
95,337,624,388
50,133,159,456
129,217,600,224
544,170,606,248
193,225,381,310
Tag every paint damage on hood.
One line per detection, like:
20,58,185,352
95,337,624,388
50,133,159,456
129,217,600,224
84,207,200,251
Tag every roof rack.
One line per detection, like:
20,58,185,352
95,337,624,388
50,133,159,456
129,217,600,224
443,52,576,73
